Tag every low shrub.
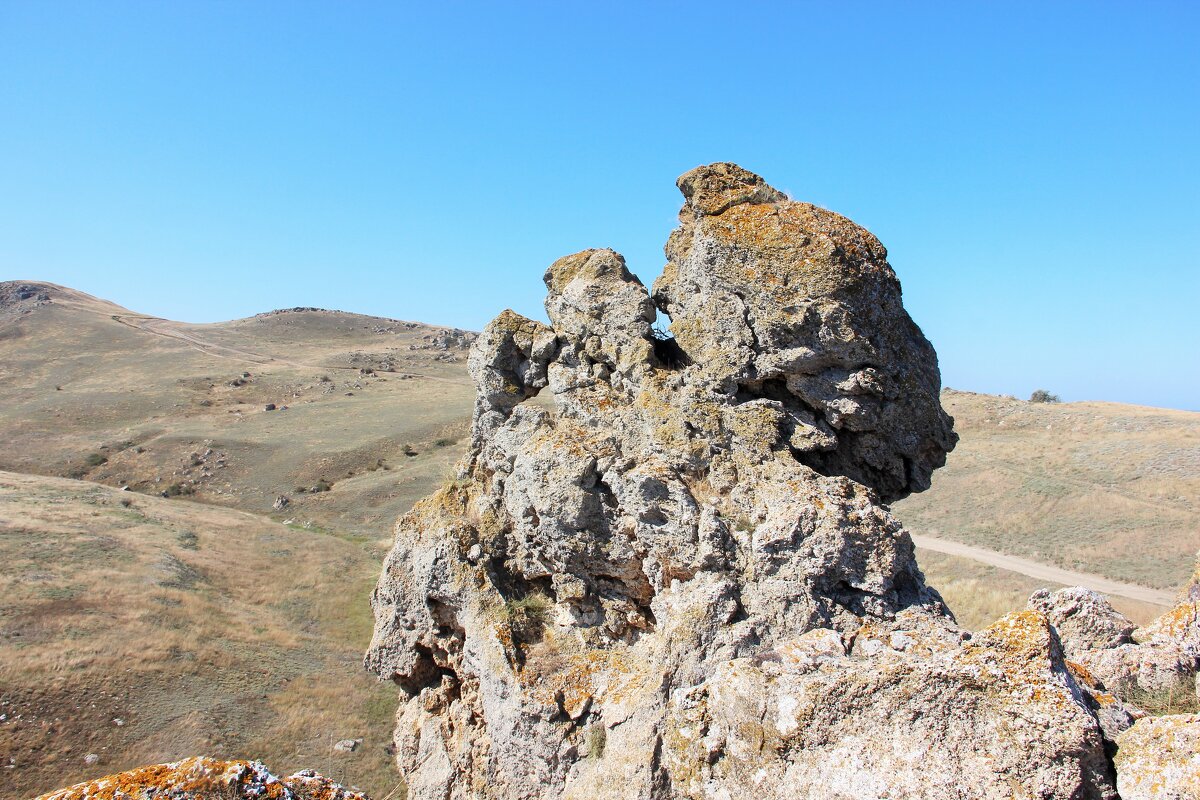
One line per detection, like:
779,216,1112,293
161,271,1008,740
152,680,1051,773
1029,389,1061,403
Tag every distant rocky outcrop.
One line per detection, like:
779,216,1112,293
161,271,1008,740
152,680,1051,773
0,281,52,313
365,164,1128,798
34,757,369,800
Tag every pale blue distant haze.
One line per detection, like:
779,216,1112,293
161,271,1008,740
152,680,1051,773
1,2,1197,409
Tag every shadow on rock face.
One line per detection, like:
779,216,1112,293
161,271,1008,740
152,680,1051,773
363,164,1125,800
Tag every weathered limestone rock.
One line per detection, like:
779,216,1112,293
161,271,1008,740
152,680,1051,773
1115,715,1200,800
654,163,957,501
1028,562,1200,700
366,164,1118,799
667,612,1115,800
34,757,369,800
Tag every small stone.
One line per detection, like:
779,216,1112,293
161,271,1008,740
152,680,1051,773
264,403,276,411
333,738,361,753
83,753,99,765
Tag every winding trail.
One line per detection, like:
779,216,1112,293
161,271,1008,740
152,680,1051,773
912,534,1176,606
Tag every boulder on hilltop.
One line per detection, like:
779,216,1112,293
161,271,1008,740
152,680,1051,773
363,164,1133,799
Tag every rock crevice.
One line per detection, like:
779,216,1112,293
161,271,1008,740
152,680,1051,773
365,164,1127,799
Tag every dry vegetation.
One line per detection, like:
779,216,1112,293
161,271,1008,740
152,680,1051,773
0,283,476,544
0,471,402,799
916,550,1165,630
0,285,484,799
896,389,1198,628
3,283,1198,794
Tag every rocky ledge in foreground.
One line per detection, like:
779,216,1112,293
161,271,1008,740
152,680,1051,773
34,757,369,800
364,163,1153,799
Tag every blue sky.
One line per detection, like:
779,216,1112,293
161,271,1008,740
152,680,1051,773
1,2,1197,409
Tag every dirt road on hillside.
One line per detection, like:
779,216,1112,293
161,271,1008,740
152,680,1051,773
912,534,1176,606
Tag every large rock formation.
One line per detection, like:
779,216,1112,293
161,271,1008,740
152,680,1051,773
366,164,1120,798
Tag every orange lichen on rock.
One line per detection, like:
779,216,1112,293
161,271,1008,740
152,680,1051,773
34,757,370,800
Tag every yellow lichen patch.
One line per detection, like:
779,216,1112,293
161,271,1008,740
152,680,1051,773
1066,659,1101,689
490,308,546,338
543,249,628,294
693,201,893,303
1144,601,1199,640
521,642,643,714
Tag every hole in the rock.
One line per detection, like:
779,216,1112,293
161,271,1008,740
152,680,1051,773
649,314,691,369
652,333,690,369
394,643,441,694
735,377,792,404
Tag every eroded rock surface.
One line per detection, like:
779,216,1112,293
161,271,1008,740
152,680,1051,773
34,757,369,800
366,164,1119,799
1115,714,1200,800
1029,564,1200,701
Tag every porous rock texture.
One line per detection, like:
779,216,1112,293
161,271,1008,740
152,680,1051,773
1029,558,1200,699
1115,714,1200,800
366,164,1120,799
34,757,369,800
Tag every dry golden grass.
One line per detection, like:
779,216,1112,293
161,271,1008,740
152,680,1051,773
916,549,1168,631
0,471,400,800
896,390,1200,591
0,285,476,547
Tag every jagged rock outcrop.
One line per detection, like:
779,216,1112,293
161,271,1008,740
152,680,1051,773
34,757,369,800
667,612,1115,800
654,163,956,501
1029,561,1200,700
366,164,1119,799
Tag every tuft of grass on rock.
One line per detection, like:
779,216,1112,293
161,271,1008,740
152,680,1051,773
1029,389,1060,403
586,724,606,758
505,592,552,641
1120,677,1200,716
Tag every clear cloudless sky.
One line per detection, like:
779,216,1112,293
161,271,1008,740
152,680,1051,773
1,2,1197,409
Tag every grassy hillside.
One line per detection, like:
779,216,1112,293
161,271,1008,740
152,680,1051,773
3,281,1197,798
894,390,1200,593
0,471,400,799
0,281,477,543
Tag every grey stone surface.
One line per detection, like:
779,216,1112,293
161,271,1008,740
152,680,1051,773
366,164,1124,799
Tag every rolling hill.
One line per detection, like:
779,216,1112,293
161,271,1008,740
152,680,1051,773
3,280,1198,794
0,281,477,543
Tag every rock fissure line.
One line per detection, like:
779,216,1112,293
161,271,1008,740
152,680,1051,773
365,163,1197,800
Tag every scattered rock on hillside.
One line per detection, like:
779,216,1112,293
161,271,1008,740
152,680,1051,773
34,757,370,800
365,164,1125,798
0,282,52,308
